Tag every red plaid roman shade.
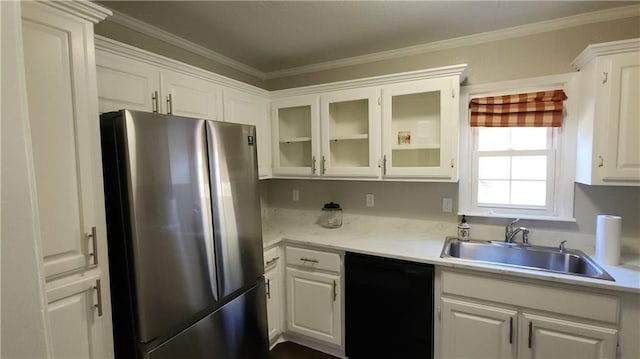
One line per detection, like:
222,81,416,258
469,90,567,127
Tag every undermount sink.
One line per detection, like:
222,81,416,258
440,237,614,281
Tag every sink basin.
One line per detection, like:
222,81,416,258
441,237,614,281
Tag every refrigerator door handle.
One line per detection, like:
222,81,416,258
199,127,218,301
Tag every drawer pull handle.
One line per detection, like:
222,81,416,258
333,280,337,301
300,258,319,264
266,256,280,266
87,226,98,266
94,279,103,317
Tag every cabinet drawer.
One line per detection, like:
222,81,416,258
286,247,341,272
441,270,619,324
264,247,281,268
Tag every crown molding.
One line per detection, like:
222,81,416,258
42,0,111,23
572,38,640,70
105,9,267,80
95,36,270,98
270,64,467,99
264,4,640,79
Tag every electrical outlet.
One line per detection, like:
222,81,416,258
292,189,300,202
442,198,453,213
366,194,374,207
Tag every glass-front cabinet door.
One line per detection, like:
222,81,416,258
272,96,320,176
381,77,459,181
320,88,380,178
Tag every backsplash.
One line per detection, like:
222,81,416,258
260,179,640,255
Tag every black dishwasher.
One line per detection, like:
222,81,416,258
345,252,434,359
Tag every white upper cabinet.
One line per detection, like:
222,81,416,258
573,39,640,186
223,88,272,178
96,46,222,121
271,65,466,181
381,77,460,181
271,95,321,177
320,88,380,178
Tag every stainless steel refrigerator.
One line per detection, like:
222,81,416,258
100,110,268,359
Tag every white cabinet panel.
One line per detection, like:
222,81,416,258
272,95,320,177
96,52,160,113
441,297,517,359
519,313,618,359
265,265,282,342
381,77,459,180
47,272,110,359
22,1,100,279
286,267,341,346
223,88,272,178
161,69,222,121
574,40,640,185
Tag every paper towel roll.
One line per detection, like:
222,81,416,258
595,215,622,265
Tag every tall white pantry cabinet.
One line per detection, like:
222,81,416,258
20,1,114,358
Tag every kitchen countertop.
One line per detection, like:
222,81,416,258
262,208,640,294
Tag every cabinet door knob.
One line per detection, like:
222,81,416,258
333,280,337,301
528,321,533,348
321,156,326,175
598,155,604,168
87,226,98,266
383,155,387,175
509,317,513,344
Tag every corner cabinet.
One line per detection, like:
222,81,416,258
271,65,466,181
381,77,460,180
573,38,640,186
437,269,619,359
21,1,114,357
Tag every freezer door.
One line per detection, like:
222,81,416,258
145,280,269,359
122,111,217,343
206,121,264,299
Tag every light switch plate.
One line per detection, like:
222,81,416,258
366,194,374,207
442,198,453,212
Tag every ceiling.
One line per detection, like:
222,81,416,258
97,1,635,75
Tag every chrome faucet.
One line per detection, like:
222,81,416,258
505,218,530,244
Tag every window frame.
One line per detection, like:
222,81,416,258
458,74,577,222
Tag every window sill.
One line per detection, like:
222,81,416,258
458,211,577,223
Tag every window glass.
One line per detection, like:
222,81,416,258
512,156,546,180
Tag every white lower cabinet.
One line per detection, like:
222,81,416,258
519,313,618,359
438,269,619,359
286,268,342,345
264,246,283,344
46,271,111,358
284,246,343,351
441,297,517,359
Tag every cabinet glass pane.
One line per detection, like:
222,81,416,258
278,105,312,167
330,139,369,167
329,99,369,167
279,141,312,167
391,91,441,167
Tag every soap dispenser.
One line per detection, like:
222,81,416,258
457,215,470,241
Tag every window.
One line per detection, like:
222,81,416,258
458,80,576,221
473,127,556,213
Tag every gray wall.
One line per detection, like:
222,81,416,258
94,20,266,88
266,16,640,90
262,179,640,240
